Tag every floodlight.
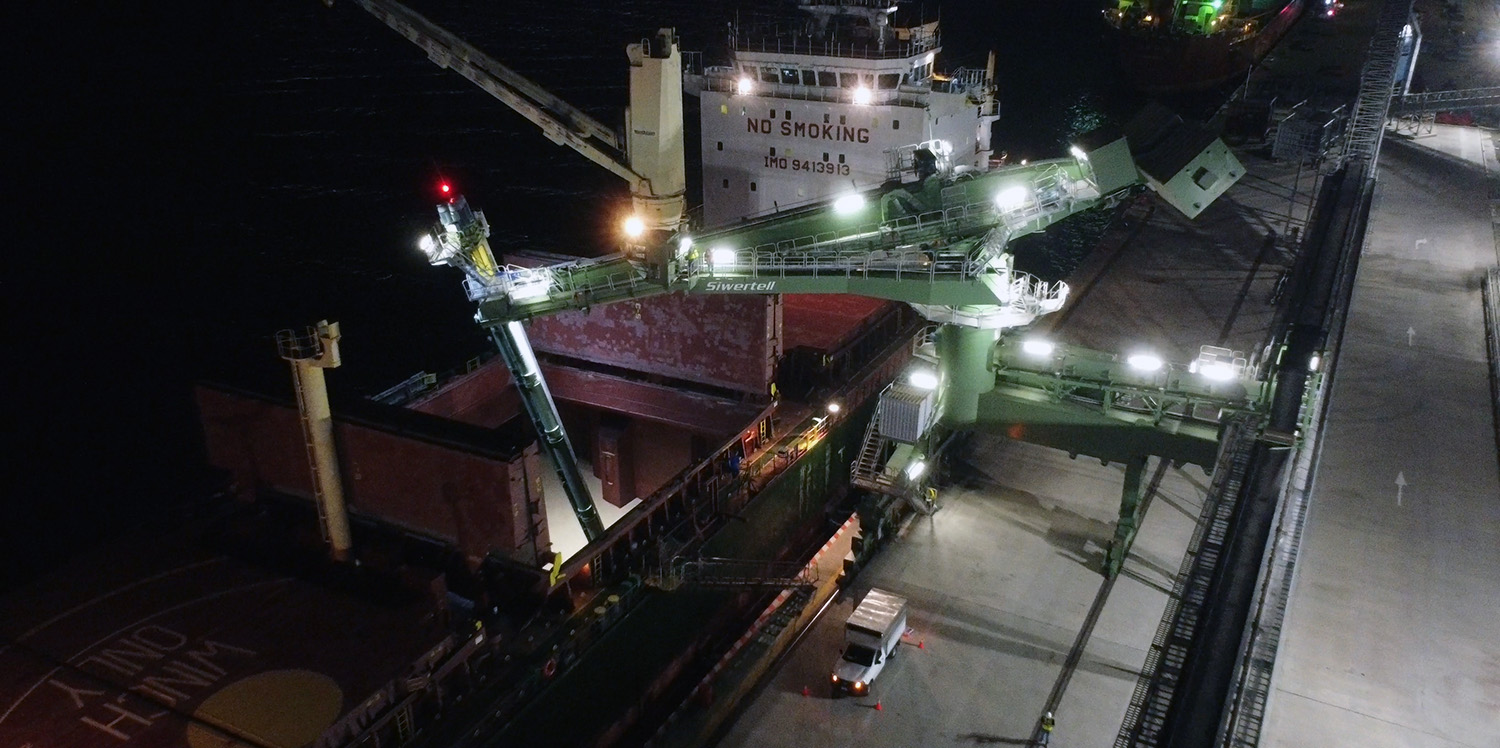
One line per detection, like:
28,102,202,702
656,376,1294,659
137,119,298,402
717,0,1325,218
908,370,939,390
1127,353,1163,372
1021,339,1055,357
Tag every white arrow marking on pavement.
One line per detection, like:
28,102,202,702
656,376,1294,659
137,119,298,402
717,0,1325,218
1407,327,1416,347
1414,238,1428,252
1396,472,1407,506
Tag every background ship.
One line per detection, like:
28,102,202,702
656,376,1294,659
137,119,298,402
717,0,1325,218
1106,0,1309,94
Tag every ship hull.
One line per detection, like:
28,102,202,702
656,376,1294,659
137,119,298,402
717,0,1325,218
1117,0,1306,94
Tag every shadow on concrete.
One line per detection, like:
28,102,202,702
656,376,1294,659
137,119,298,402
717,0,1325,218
1385,133,1492,181
949,452,1126,575
1151,485,1202,522
879,584,1142,685
1120,560,1174,597
954,733,1031,745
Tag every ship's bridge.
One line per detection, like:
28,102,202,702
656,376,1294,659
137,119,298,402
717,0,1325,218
730,0,937,62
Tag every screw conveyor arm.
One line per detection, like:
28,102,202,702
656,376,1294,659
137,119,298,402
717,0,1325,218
492,321,605,541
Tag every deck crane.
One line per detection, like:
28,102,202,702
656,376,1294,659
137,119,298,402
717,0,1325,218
325,0,1250,553
328,0,686,234
327,0,688,540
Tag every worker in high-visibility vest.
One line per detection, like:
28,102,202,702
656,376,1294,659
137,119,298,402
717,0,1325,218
1040,711,1055,745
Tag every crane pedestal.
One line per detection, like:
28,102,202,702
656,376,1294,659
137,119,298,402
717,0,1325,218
277,320,354,562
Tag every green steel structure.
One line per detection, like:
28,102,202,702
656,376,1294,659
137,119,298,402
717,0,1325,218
334,0,1260,579
423,130,1253,577
339,0,1258,576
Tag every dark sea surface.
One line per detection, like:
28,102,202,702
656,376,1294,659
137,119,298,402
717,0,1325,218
10,0,1138,588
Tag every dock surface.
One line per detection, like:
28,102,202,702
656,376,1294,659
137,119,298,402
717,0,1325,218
1261,126,1500,748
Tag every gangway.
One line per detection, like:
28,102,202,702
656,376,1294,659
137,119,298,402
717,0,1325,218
1389,86,1500,115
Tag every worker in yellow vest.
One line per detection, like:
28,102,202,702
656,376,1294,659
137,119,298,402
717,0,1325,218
1040,711,1055,745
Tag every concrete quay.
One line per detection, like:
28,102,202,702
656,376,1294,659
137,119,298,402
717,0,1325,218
1260,125,1500,748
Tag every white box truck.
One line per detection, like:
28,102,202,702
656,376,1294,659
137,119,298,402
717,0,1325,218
831,588,908,696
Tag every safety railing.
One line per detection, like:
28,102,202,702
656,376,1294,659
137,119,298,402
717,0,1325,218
909,273,1068,328
698,74,931,108
731,31,937,60
469,166,1095,313
462,256,648,303
1388,86,1500,115
275,326,325,361
886,139,957,181
662,557,819,590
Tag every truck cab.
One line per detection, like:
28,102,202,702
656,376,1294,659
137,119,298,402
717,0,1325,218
831,588,908,696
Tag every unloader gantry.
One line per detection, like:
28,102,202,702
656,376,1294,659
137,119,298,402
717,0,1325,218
327,0,1253,559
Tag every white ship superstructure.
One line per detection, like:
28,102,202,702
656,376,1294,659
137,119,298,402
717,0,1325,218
692,0,998,227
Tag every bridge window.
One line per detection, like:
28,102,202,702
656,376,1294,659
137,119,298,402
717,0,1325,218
801,69,817,86
878,73,901,90
780,67,800,85
818,71,837,87
760,67,778,83
839,72,859,89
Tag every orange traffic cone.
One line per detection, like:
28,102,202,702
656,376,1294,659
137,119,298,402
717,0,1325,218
874,700,883,711
918,640,925,649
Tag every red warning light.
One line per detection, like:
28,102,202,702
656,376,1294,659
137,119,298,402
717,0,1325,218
440,182,452,195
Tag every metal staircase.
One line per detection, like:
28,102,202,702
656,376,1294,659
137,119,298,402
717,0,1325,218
850,394,895,492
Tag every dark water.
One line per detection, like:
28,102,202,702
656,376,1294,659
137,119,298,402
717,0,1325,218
10,0,1136,587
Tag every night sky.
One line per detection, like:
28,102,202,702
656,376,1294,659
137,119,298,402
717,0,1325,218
6,0,1134,590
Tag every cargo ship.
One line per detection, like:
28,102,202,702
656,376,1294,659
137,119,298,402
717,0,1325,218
1105,0,1308,94
1,3,960,747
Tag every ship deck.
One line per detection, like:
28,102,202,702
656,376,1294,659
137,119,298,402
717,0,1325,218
782,294,893,353
0,515,449,748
